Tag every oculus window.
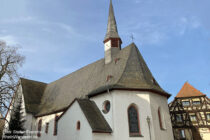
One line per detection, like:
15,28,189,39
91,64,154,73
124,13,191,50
102,100,111,114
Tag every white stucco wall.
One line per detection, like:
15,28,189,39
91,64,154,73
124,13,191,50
113,90,154,140
104,40,112,64
91,90,152,140
57,101,93,140
91,90,174,140
90,92,113,129
150,92,174,140
93,133,113,140
36,112,62,140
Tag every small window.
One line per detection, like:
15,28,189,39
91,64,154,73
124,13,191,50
37,119,42,137
102,100,111,114
128,104,141,137
207,113,210,121
77,121,80,130
192,101,200,105
190,115,197,122
45,123,49,134
182,101,190,106
176,114,182,122
53,115,59,136
180,129,185,138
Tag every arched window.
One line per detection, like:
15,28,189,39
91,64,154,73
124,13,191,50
45,123,49,134
76,121,80,130
128,104,141,136
37,119,42,137
158,107,166,130
53,115,59,136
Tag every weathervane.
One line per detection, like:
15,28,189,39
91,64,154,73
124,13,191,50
130,34,134,42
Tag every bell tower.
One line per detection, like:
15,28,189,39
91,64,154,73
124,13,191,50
104,0,122,64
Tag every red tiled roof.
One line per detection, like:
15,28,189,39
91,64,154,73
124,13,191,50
176,82,205,98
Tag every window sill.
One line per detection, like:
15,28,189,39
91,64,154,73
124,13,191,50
129,134,143,137
192,104,200,106
160,128,167,131
183,105,190,107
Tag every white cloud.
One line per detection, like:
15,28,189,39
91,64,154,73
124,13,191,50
0,35,19,45
0,16,35,24
177,16,201,35
121,15,203,45
56,23,75,34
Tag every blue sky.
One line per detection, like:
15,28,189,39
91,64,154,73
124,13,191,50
0,0,209,101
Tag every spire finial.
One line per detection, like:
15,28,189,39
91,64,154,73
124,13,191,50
130,34,135,42
104,0,120,41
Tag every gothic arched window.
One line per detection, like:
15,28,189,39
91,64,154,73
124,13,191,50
158,107,163,129
37,119,42,137
128,104,141,136
158,107,166,130
53,115,59,136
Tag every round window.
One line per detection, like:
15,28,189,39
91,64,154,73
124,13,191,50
102,100,111,114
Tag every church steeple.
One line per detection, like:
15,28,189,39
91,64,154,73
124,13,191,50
104,0,120,40
104,0,122,64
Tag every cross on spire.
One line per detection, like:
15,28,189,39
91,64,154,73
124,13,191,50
130,34,135,42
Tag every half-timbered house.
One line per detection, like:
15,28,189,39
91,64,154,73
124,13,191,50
169,82,210,140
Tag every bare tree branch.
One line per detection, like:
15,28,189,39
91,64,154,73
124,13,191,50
0,40,25,119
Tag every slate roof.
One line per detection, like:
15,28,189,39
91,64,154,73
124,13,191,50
104,0,120,41
77,99,112,133
20,78,47,115
34,43,170,116
176,82,205,98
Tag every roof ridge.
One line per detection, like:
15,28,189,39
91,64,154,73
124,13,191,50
20,77,47,85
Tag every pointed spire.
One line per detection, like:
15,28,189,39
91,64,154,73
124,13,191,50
104,0,120,41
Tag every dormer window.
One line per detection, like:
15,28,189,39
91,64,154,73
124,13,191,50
182,101,190,106
192,100,200,105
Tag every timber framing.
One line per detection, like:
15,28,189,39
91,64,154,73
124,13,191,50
169,95,210,140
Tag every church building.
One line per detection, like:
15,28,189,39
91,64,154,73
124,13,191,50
4,1,174,140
